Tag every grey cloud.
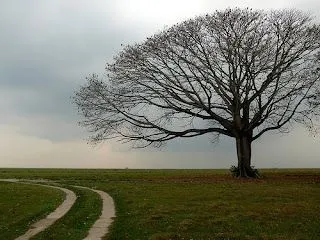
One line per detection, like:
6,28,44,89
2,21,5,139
0,0,319,168
0,0,151,142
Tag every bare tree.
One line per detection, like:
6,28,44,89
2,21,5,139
74,8,320,177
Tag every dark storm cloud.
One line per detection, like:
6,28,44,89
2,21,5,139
0,0,319,168
0,0,319,148
0,0,150,141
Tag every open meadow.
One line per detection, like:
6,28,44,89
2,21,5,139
0,168,319,240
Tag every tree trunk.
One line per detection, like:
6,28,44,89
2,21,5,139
236,134,255,178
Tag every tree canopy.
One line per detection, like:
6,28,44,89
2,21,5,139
74,8,320,177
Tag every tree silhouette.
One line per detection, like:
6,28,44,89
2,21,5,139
74,8,320,177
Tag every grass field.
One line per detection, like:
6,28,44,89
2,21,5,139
1,168,319,240
0,181,64,240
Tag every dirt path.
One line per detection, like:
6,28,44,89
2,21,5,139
0,179,77,240
1,179,116,240
75,186,116,240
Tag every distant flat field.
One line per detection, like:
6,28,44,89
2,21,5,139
0,168,319,240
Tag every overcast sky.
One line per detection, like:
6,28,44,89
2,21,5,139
0,0,319,169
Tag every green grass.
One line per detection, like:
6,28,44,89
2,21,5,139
0,168,226,181
0,181,64,240
1,168,319,239
87,178,320,240
32,186,102,240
